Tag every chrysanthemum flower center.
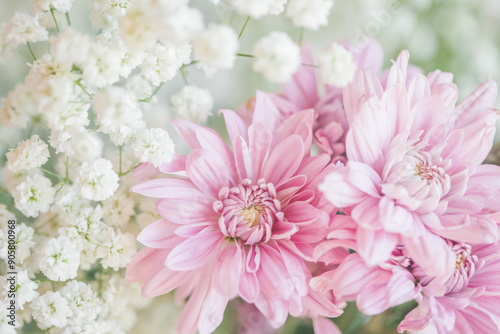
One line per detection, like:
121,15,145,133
446,243,479,293
240,204,264,227
213,178,283,245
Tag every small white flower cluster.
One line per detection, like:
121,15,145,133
318,42,357,87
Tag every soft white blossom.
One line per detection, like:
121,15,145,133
0,223,35,264
76,158,119,201
318,42,357,87
31,0,76,13
93,86,146,145
102,190,136,227
157,7,204,46
60,280,102,326
31,291,73,328
51,184,87,221
140,43,190,86
4,12,48,48
96,228,136,270
252,31,301,83
229,0,287,18
82,40,123,88
131,128,175,167
285,0,334,30
193,24,238,75
0,83,38,129
118,4,157,52
13,174,55,218
39,235,80,281
50,28,91,65
49,127,103,161
6,135,50,172
170,85,214,123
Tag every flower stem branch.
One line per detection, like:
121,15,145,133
76,79,94,98
238,16,251,40
27,42,37,61
299,28,304,46
138,82,164,102
236,53,254,58
40,168,64,180
119,163,142,177
50,8,60,33
65,12,71,26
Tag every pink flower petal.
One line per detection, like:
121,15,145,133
166,228,223,271
356,228,399,267
137,219,182,249
262,135,304,185
131,178,204,199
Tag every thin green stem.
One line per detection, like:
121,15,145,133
238,16,251,40
182,60,198,68
180,67,189,85
138,82,164,102
76,79,94,98
119,146,123,175
35,215,57,233
236,53,254,58
51,281,56,291
64,156,69,182
40,168,64,180
298,27,304,46
119,163,141,177
50,8,60,33
65,12,71,26
27,42,37,61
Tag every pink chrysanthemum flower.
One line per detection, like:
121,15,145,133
399,242,500,333
237,39,384,164
320,50,500,278
126,94,342,334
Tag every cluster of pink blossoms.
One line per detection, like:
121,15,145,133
126,40,500,334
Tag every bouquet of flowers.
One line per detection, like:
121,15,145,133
1,0,500,333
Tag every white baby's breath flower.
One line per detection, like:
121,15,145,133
31,291,73,328
0,268,38,310
252,31,301,83
6,135,50,172
50,28,91,65
229,0,287,18
39,235,80,281
318,42,357,87
97,228,136,271
93,86,146,146
193,24,238,75
60,280,102,326
13,174,55,218
0,223,35,264
140,43,190,86
4,12,48,48
31,0,77,13
102,190,136,227
118,3,157,52
49,127,103,161
157,7,203,46
76,158,119,201
82,41,123,88
170,85,214,123
0,83,38,129
52,184,88,222
131,128,175,168
286,0,334,30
